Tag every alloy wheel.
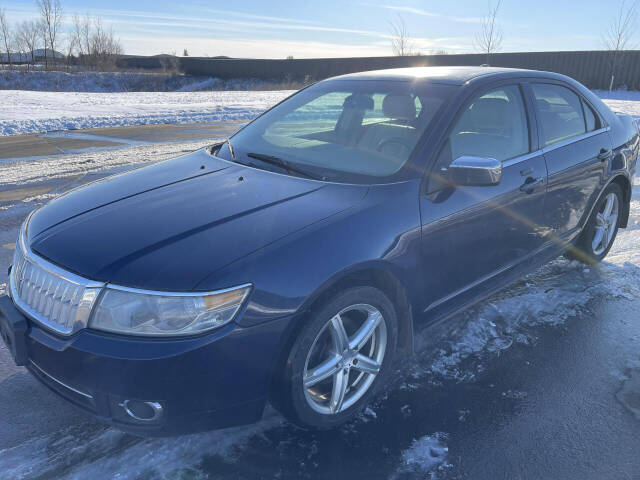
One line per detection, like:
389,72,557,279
592,192,619,256
302,304,387,415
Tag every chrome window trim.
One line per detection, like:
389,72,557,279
541,126,611,154
502,150,544,167
501,126,611,168
29,360,94,399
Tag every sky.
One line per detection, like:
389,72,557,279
0,0,625,58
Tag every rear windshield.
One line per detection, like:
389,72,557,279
215,80,457,183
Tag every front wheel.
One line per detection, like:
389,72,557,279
566,183,623,264
273,286,398,429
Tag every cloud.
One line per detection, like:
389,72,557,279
381,5,482,24
88,8,389,40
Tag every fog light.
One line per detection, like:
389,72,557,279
119,399,163,422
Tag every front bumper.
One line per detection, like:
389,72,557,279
0,295,290,436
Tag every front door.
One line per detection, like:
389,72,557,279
419,83,549,314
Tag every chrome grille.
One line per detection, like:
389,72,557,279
10,226,104,336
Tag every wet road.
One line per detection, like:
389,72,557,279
0,133,638,479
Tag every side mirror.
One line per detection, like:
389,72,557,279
447,156,502,186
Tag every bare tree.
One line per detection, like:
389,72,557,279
0,7,13,67
73,15,91,66
475,0,503,64
37,0,63,68
88,18,123,70
603,0,638,90
17,20,40,67
389,15,414,56
63,31,76,69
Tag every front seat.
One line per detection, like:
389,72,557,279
358,94,418,159
451,97,525,161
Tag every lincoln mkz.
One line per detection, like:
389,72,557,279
1,67,637,435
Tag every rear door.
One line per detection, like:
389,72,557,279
530,83,611,242
419,82,549,313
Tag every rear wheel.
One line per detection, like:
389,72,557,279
566,183,623,264
274,286,397,429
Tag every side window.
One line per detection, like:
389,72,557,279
532,84,586,146
582,99,600,132
440,85,530,167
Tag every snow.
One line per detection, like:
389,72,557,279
0,89,293,136
0,412,283,480
0,140,213,186
595,90,640,119
396,433,451,478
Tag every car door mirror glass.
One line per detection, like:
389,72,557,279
447,156,502,186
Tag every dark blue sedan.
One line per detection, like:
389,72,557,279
0,67,637,435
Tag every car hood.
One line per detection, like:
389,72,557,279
28,149,367,290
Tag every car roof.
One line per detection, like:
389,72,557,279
328,66,563,85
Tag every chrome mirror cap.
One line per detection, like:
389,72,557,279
447,156,502,187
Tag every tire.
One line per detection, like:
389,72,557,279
565,183,623,264
273,286,398,429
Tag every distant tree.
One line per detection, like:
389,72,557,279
17,20,40,67
0,7,13,67
183,48,189,56
73,15,91,65
286,55,294,60
37,0,64,68
475,0,503,64
603,0,638,90
89,18,123,70
63,30,77,69
431,49,449,55
389,15,414,56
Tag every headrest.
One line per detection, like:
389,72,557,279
382,94,416,120
466,97,510,130
343,94,374,110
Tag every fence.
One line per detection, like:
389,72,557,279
117,50,640,90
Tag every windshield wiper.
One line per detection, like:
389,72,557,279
246,152,321,180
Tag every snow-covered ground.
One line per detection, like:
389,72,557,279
0,89,293,136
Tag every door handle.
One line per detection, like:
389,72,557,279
519,177,543,194
598,148,612,161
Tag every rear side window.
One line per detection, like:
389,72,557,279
443,85,530,164
532,84,587,146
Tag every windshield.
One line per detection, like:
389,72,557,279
215,80,457,183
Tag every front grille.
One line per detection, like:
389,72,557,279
10,228,104,336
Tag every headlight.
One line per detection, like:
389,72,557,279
89,284,251,336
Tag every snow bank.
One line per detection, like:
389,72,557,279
0,89,293,136
0,70,299,92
